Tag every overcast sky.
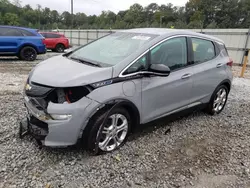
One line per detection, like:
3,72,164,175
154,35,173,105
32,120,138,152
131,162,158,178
20,0,188,15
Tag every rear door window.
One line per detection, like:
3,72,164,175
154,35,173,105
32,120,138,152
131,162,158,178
191,38,216,64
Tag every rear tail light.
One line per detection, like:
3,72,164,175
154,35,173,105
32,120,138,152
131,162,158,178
227,58,233,67
42,38,46,44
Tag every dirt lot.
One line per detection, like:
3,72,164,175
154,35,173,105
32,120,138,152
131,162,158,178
0,55,250,188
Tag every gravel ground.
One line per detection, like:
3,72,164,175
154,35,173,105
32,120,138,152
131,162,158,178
0,56,250,187
0,52,59,74
232,65,250,80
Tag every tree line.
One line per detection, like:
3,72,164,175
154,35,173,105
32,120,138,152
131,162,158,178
0,0,249,30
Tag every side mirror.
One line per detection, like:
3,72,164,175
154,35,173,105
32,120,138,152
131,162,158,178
148,64,170,76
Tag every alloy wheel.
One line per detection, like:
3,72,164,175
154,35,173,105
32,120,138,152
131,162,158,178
213,88,227,113
23,48,36,61
98,113,128,152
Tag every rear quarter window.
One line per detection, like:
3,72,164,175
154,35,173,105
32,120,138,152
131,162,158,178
218,43,229,57
19,29,36,36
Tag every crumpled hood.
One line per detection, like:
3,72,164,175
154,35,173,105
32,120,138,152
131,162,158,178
30,55,113,87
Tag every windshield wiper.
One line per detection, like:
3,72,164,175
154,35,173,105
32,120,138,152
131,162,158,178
70,57,101,67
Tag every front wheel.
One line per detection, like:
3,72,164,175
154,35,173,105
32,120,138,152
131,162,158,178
206,85,229,115
87,108,131,154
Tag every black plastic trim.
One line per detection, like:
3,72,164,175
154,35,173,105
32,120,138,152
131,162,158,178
219,79,231,91
96,99,140,127
91,74,143,89
187,37,194,65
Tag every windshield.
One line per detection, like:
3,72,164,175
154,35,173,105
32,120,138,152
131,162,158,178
68,32,157,67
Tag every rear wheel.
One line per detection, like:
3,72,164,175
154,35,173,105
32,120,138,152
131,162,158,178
87,107,131,154
55,44,65,53
19,46,37,61
206,85,229,115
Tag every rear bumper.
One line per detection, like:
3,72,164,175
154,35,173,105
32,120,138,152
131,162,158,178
37,45,47,54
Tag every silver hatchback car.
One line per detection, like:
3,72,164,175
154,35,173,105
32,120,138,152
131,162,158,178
20,28,233,154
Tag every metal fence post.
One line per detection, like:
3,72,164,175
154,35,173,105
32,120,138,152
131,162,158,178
241,26,250,64
87,30,89,44
70,30,73,45
96,30,99,40
78,30,80,46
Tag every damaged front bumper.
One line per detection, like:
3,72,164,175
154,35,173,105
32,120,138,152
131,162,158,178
20,95,101,147
19,116,49,146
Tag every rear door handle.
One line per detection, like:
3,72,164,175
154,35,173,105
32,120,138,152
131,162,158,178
181,73,192,79
216,63,223,68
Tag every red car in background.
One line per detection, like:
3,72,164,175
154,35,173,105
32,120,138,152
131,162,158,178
40,32,70,53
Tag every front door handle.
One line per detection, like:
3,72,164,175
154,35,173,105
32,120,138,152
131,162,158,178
216,63,223,68
181,73,192,79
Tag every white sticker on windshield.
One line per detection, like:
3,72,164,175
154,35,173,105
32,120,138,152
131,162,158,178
132,36,151,40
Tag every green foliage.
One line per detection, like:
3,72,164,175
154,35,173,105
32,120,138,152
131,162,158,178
4,13,19,26
0,0,249,29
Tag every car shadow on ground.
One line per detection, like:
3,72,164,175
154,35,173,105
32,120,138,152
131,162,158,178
128,107,206,142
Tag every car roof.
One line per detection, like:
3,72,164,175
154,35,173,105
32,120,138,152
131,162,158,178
0,25,38,32
120,28,224,44
40,32,64,35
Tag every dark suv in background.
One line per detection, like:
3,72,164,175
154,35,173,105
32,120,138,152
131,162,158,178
40,32,70,53
0,25,46,61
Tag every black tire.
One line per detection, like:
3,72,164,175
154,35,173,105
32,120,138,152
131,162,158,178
19,46,37,61
205,85,229,115
55,44,65,53
87,107,131,155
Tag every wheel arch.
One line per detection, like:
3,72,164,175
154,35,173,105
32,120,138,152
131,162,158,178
80,98,140,144
91,99,140,129
55,43,65,48
219,79,231,92
18,43,38,54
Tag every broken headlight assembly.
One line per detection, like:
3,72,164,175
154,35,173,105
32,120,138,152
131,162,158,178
25,82,93,121
52,86,93,104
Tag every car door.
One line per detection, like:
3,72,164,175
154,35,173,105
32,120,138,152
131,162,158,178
0,27,24,54
43,33,53,49
47,33,60,49
141,37,194,123
188,37,227,104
